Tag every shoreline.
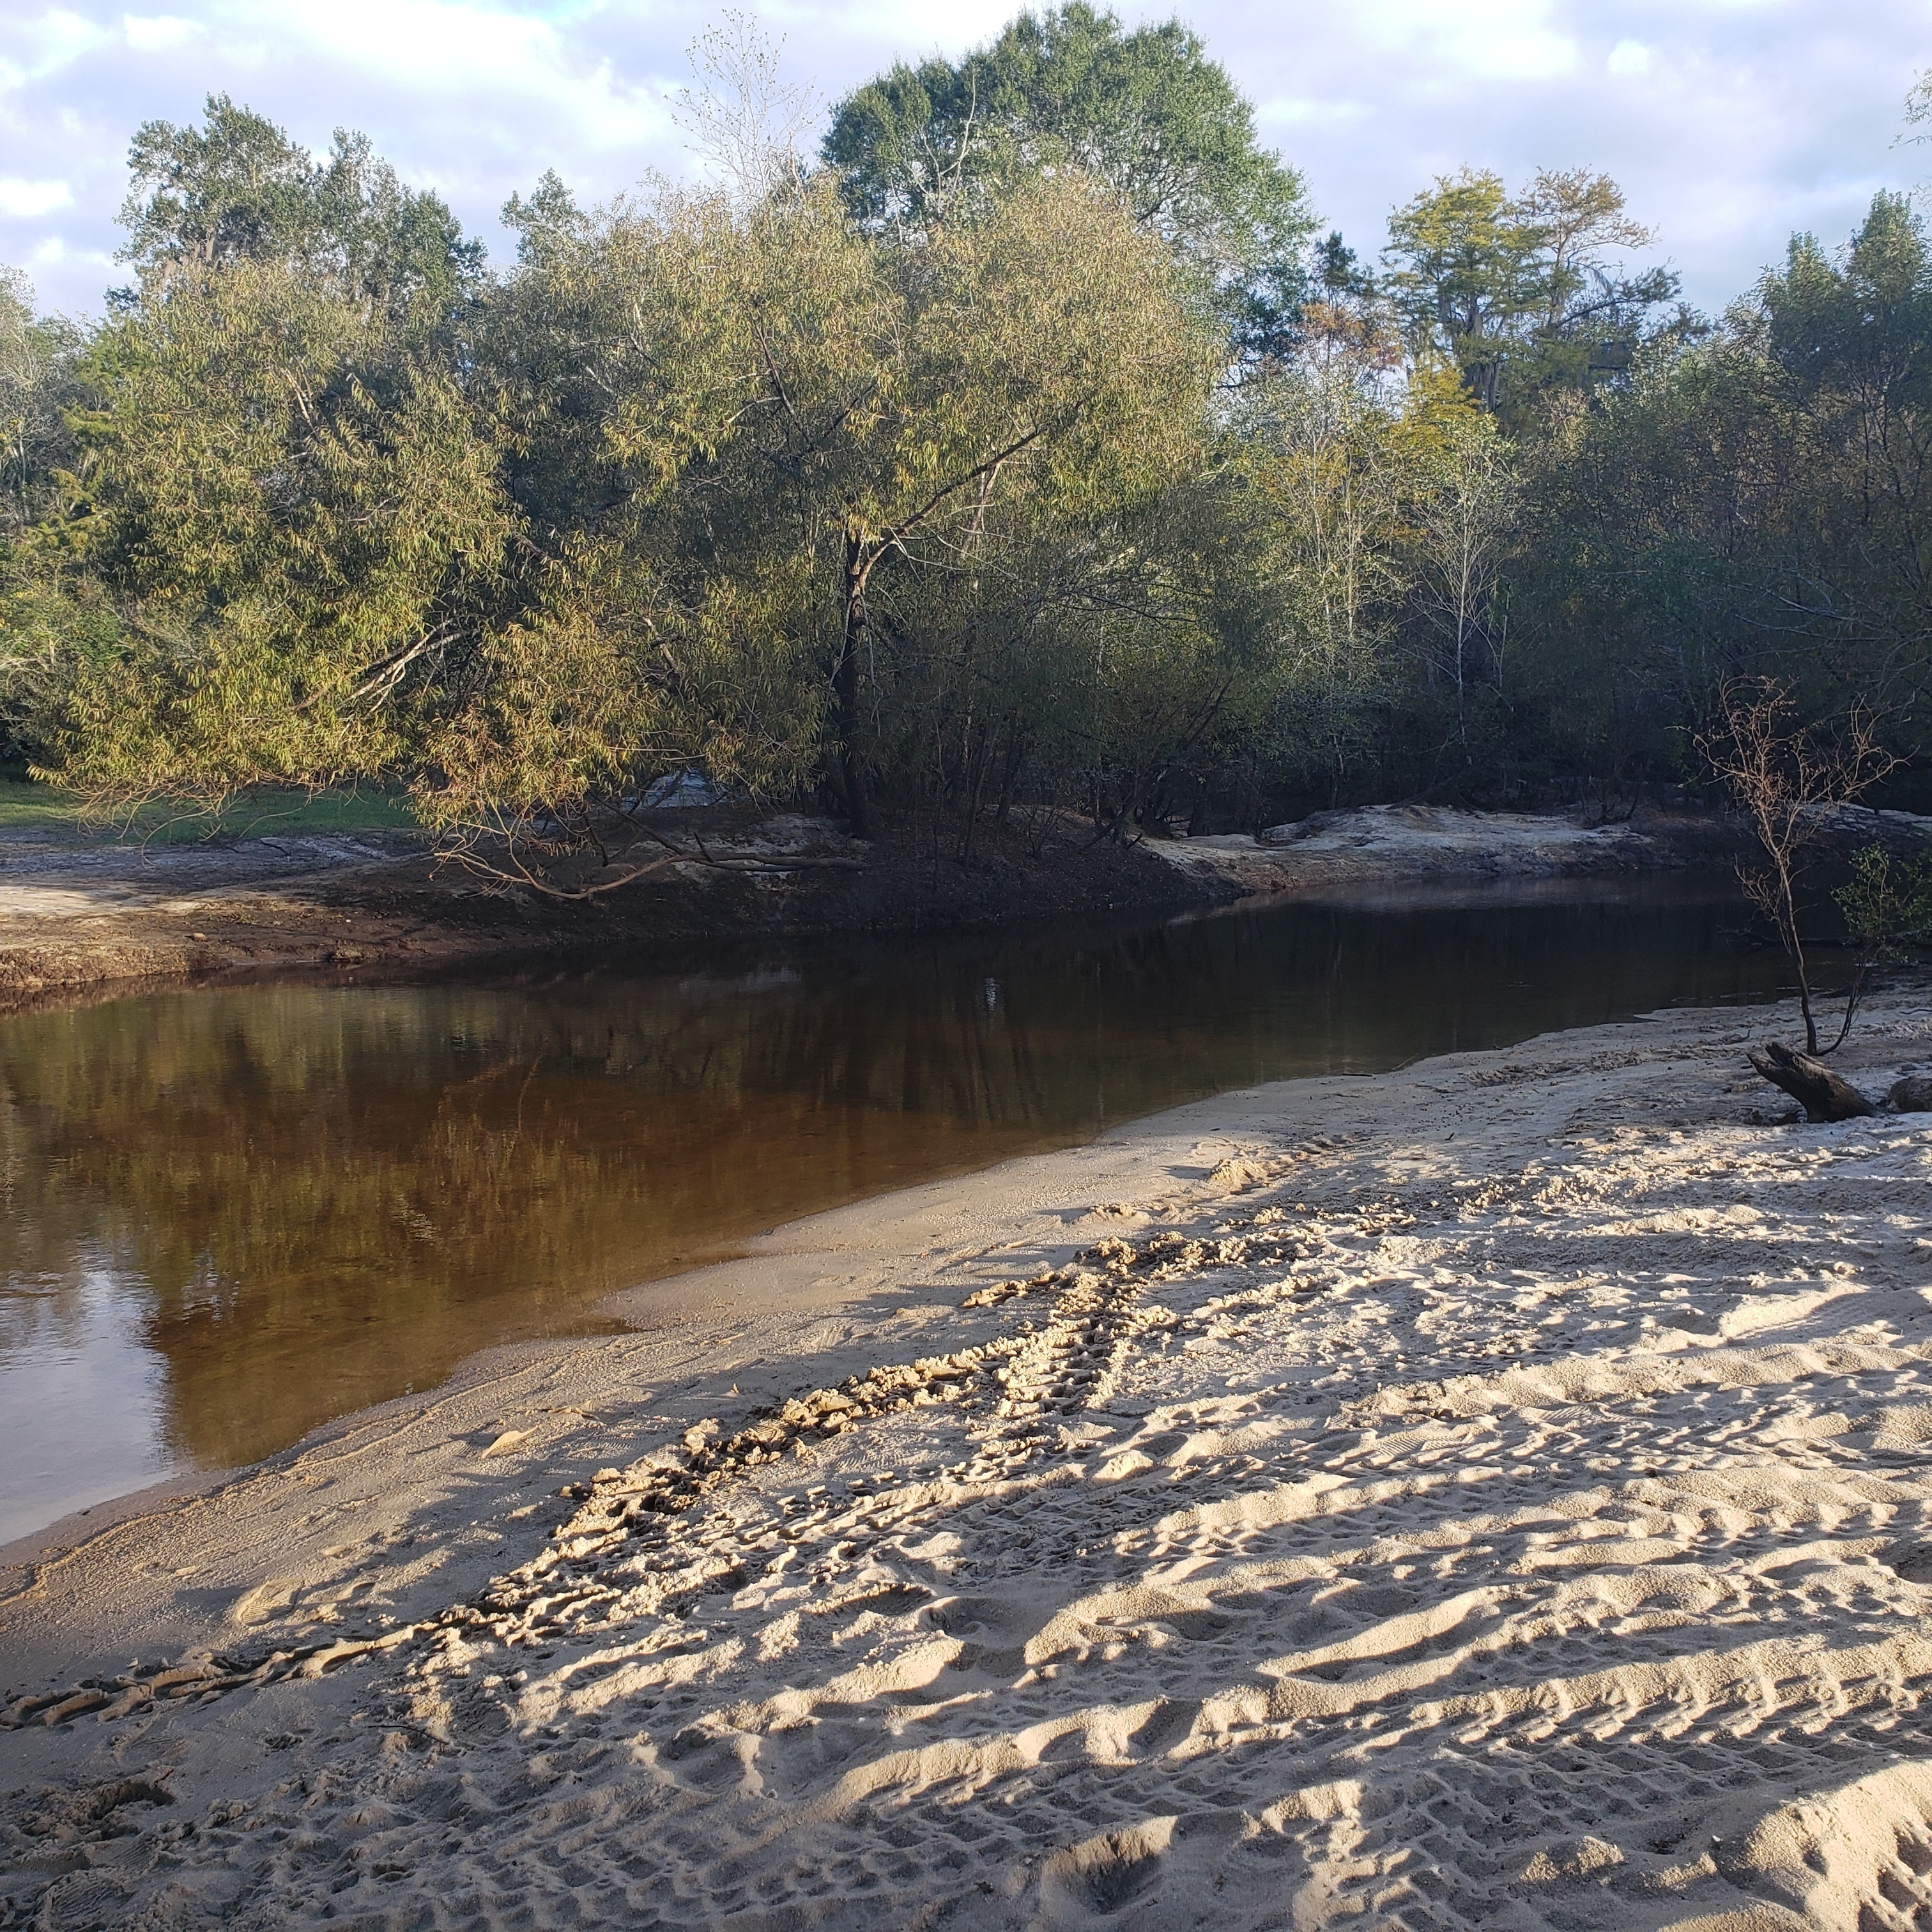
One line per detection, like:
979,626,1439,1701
0,799,1800,1015
0,869,1790,1555
7,986,1932,1926
0,814,1229,1013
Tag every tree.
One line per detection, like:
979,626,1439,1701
1747,195,1932,721
0,269,96,763
1828,841,1932,1047
823,3,1314,356
1514,190,1932,808
42,261,512,809
464,167,1218,868
118,95,482,319
1701,679,1897,1057
670,10,820,207
0,270,84,531
36,68,1932,884
1394,371,1519,765
1383,167,1676,413
1230,352,1407,798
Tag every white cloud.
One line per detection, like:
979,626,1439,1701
1607,38,1652,80
12,8,112,77
1318,0,1579,82
123,15,202,50
0,178,75,218
1264,99,1370,131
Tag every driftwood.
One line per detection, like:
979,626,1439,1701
1747,1041,1876,1122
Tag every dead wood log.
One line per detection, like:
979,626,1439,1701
1747,1041,1876,1122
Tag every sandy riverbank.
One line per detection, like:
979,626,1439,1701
1163,800,1745,897
7,988,1932,1928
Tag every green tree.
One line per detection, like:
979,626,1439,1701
43,262,512,808
463,168,1219,867
1749,194,1932,714
1393,370,1520,767
0,270,84,531
1228,352,1407,797
119,95,482,319
0,269,97,763
1383,167,1675,413
1515,191,1932,802
823,3,1314,356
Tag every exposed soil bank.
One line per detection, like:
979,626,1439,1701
0,815,1229,1013
4,797,1924,1013
5,986,1932,1927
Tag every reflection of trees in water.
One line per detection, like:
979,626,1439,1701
0,973,1085,1469
0,891,1779,1471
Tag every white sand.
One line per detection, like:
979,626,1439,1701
6,990,1932,1929
1157,804,1706,897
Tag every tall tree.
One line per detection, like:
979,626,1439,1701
118,95,482,319
0,270,84,532
1229,353,1407,797
44,261,512,806
1395,372,1519,732
823,3,1314,356
1383,167,1676,413
464,168,1219,863
0,270,95,763
1519,190,1932,793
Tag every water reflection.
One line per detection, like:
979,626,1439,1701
0,881,1800,1542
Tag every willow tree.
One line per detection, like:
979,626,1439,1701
0,270,93,762
39,262,510,809
10,97,507,814
456,165,1218,875
0,270,83,530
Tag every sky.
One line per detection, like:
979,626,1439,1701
1,0,1925,321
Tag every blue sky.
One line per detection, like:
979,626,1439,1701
1,0,1924,319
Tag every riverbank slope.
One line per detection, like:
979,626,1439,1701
0,813,1229,1009
0,797,1813,1011
6,986,1932,1928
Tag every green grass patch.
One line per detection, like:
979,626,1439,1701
0,777,420,843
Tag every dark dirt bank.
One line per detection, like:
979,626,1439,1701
0,811,1236,1013
3,797,1920,1013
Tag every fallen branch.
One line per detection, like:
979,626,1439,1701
1747,1041,1875,1123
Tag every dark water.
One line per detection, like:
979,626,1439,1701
0,879,1805,1545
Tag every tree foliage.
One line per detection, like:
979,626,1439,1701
1383,167,1680,415
119,95,483,321
1,24,1928,888
823,3,1314,355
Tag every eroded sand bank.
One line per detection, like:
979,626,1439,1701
6,989,1932,1929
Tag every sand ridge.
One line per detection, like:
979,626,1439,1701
6,992,1932,1927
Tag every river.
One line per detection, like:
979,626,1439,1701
0,877,1805,1545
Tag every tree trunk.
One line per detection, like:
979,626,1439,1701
1747,1041,1874,1123
837,536,873,840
